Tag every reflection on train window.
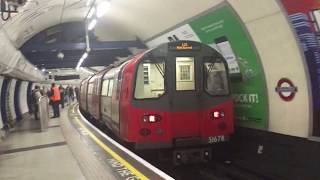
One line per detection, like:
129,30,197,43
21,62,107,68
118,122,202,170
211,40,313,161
107,79,114,97
176,57,195,91
204,62,229,95
101,79,109,96
88,83,94,94
134,59,165,99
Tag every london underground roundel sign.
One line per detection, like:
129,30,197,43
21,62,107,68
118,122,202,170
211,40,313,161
275,78,297,101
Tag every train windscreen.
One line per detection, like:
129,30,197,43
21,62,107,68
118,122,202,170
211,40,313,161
134,59,165,99
204,59,229,96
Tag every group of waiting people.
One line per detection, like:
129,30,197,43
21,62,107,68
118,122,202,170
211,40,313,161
32,83,78,120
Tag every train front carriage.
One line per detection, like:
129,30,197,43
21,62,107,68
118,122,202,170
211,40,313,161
120,41,234,154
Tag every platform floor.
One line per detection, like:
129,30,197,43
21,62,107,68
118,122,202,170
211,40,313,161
0,104,115,180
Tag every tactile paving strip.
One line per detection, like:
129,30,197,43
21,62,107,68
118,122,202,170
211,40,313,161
60,106,117,180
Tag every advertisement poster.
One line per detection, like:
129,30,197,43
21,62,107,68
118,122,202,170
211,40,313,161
147,24,201,48
281,0,320,135
147,5,269,130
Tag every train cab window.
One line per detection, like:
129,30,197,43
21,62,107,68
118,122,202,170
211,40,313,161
176,57,195,91
204,61,229,96
101,79,109,96
107,79,114,97
134,59,165,99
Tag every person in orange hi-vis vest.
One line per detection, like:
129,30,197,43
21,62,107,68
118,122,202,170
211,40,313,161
50,83,61,118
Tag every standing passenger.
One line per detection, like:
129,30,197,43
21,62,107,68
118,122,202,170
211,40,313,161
50,83,61,118
31,85,42,120
69,86,74,102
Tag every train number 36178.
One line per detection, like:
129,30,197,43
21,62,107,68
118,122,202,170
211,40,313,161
208,135,225,144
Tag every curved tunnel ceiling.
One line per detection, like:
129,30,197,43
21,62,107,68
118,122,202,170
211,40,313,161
0,0,226,69
20,22,146,69
1,0,224,47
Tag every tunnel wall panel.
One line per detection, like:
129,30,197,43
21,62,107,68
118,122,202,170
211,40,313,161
1,78,10,127
146,1,311,138
19,81,29,114
279,0,320,138
8,79,17,122
0,76,4,129
14,80,22,121
230,1,311,137
147,5,269,131
243,12,310,137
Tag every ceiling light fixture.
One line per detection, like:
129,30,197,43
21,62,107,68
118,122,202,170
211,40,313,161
87,18,97,30
87,7,95,19
86,0,93,6
96,1,110,18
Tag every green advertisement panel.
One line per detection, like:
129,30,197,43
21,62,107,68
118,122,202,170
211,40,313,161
189,5,268,129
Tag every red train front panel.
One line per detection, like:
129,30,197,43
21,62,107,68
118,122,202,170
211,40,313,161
118,41,234,149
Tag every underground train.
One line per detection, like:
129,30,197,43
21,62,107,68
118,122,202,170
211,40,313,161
79,41,234,161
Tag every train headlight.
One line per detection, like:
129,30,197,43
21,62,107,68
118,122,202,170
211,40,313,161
143,114,161,123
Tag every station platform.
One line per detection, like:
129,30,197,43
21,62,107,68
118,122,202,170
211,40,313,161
0,103,172,180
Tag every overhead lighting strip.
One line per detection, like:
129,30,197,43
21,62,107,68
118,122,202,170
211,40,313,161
76,0,111,70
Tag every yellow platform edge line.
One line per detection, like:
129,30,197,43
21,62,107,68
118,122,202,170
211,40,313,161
74,117,149,180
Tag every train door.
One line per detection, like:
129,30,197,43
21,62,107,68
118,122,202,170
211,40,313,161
169,54,202,138
101,78,112,129
111,67,124,135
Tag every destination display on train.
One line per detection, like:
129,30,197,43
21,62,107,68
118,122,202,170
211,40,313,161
168,41,201,51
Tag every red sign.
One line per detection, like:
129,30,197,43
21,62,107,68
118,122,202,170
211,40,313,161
275,78,298,101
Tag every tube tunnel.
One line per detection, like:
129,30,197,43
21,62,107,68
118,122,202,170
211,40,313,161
0,0,319,180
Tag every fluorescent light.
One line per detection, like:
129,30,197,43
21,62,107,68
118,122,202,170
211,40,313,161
86,0,93,6
41,68,46,72
82,52,88,59
87,7,95,19
76,58,84,70
76,52,89,70
88,19,97,30
96,1,110,18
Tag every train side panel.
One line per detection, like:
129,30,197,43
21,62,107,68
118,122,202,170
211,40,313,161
79,78,89,112
88,70,107,120
87,78,95,116
119,56,143,141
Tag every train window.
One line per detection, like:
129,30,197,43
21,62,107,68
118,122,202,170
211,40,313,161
134,59,165,99
176,57,195,91
204,61,229,96
143,64,150,84
101,79,109,96
107,79,114,97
